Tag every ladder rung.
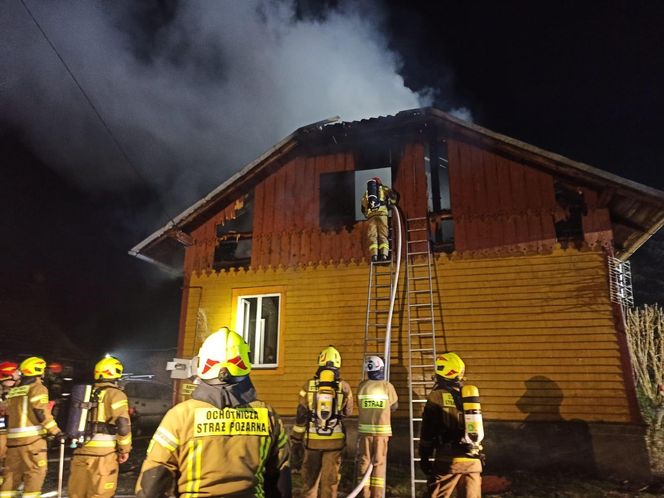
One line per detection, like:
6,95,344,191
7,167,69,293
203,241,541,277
409,276,430,280
374,284,392,288
410,333,435,338
410,365,431,368
407,227,427,232
412,417,423,421
411,381,433,385
411,348,434,353
408,217,428,221
371,297,391,301
410,318,433,323
409,290,430,294
409,263,429,268
414,479,428,483
413,437,421,440
407,239,428,244
411,400,427,403
409,303,432,308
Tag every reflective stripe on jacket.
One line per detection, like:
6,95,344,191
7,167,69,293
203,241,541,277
4,378,60,446
357,380,398,436
135,398,288,498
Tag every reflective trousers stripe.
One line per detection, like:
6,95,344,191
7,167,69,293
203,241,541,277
185,439,202,495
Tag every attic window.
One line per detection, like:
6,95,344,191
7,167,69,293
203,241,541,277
320,171,355,230
554,182,585,244
214,194,253,270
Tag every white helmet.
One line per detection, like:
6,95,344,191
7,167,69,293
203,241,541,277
197,327,252,380
365,356,385,372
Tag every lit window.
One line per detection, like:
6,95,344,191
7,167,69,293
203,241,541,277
235,294,280,368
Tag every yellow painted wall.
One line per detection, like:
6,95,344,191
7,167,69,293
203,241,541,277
181,247,631,423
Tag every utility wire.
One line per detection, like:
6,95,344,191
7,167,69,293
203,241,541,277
18,0,176,227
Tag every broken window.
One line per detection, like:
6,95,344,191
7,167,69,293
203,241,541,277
214,194,253,270
554,182,585,244
320,171,355,230
426,139,454,250
235,293,281,368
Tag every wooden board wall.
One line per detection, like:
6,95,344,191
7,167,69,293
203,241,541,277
182,247,634,424
448,139,558,252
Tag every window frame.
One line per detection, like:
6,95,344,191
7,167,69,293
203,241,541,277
232,287,285,371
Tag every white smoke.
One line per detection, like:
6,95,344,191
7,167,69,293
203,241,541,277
0,0,435,220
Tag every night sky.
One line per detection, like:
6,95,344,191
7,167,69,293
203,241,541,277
2,1,663,360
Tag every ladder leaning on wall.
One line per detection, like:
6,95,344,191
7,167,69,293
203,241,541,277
350,206,404,498
405,216,438,498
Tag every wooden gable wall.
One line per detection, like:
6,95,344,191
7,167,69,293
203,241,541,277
448,139,558,252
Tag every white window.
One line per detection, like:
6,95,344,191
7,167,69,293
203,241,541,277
235,294,281,368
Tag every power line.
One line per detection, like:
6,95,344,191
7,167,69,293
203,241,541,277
18,0,176,226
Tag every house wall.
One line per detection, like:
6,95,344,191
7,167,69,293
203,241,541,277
179,246,635,424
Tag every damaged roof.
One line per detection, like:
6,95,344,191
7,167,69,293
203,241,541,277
130,107,664,269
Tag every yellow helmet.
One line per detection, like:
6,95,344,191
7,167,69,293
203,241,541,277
435,352,465,380
198,327,252,380
94,356,124,380
318,346,341,369
19,357,47,377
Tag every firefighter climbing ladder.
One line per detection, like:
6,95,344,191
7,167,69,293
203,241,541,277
349,205,403,498
405,216,438,498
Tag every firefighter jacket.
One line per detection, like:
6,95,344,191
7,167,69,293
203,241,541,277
292,376,353,450
357,379,398,436
419,381,480,466
361,185,395,218
0,385,9,436
74,382,132,456
4,377,60,446
136,377,290,498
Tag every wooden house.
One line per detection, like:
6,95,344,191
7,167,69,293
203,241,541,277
131,108,664,480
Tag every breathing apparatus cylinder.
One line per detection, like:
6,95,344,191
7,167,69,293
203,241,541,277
315,369,338,433
367,179,380,210
65,384,95,447
461,384,484,455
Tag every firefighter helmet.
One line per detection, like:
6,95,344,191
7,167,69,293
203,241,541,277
198,327,252,380
94,356,124,380
372,176,382,185
318,346,341,369
48,362,63,374
435,352,465,380
19,357,47,377
0,361,18,381
365,355,384,372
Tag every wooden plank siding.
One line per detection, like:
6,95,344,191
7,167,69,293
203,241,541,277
448,139,559,253
180,247,631,424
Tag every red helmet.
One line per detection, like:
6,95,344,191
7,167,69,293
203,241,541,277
0,361,19,381
47,362,63,374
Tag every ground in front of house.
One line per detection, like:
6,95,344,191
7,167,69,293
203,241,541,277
37,435,664,497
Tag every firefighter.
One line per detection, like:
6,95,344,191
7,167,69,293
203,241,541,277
356,356,398,498
0,357,64,498
419,352,483,498
68,356,132,498
135,327,291,498
291,346,353,498
361,177,397,262
0,362,19,487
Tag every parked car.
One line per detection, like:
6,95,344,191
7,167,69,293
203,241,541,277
120,378,173,435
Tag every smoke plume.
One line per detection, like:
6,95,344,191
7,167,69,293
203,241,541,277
1,0,435,224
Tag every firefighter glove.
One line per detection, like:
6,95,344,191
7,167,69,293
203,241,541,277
290,437,304,471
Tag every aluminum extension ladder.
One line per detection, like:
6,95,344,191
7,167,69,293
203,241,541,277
405,217,438,498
